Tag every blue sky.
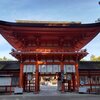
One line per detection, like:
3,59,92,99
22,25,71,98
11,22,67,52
0,0,100,60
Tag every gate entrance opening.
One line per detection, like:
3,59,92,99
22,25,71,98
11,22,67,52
40,75,58,93
22,62,79,93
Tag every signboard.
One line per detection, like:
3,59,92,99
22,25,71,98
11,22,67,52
0,77,11,86
79,87,87,93
64,65,75,73
14,87,23,94
23,65,36,73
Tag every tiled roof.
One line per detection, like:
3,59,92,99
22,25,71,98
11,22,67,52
79,61,100,70
0,61,19,71
0,61,100,71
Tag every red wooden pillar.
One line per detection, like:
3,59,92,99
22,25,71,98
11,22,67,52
68,80,71,91
35,62,39,93
61,62,65,92
19,63,24,88
75,63,80,91
72,73,76,91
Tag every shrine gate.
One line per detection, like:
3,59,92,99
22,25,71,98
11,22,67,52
0,20,100,93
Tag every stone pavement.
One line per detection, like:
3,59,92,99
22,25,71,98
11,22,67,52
0,85,100,100
0,93,100,100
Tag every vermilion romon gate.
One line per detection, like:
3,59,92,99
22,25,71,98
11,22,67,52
0,20,100,93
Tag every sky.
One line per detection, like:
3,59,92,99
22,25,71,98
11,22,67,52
0,0,100,60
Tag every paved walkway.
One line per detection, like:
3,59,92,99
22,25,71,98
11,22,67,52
0,93,100,100
0,86,100,100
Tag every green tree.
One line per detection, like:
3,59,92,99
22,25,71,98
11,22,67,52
90,55,96,61
98,56,100,61
90,55,100,61
0,58,2,61
2,56,7,61
0,56,13,61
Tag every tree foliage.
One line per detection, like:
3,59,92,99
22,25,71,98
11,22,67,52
90,55,100,61
0,56,13,61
